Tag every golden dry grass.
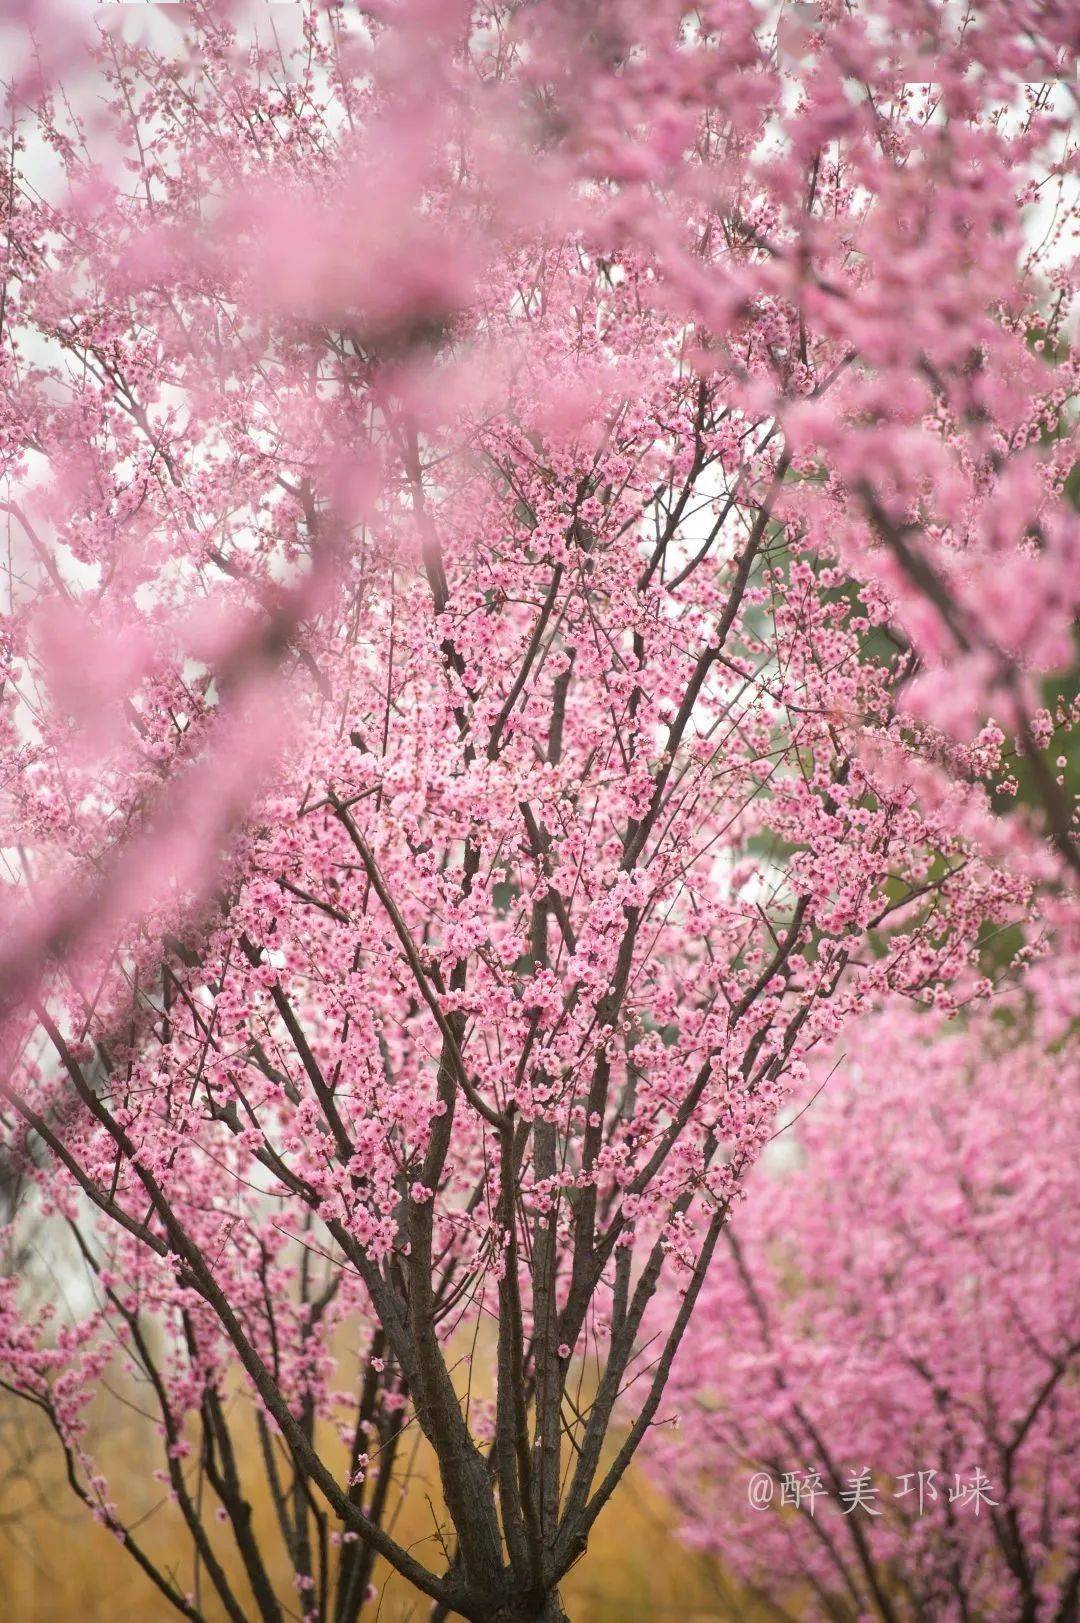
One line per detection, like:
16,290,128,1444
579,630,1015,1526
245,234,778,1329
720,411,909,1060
0,1389,743,1622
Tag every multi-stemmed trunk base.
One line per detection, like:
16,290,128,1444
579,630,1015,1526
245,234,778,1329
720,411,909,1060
489,1594,569,1623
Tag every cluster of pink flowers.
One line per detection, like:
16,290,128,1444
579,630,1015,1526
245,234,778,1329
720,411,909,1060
648,983,1080,1621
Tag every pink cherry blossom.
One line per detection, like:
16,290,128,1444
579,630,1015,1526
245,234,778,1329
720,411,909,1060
648,992,1080,1621
0,2,1074,1619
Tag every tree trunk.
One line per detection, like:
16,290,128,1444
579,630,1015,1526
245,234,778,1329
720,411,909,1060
491,1595,569,1623
431,1582,571,1623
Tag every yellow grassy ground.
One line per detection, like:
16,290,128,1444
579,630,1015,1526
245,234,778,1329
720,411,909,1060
0,1392,744,1622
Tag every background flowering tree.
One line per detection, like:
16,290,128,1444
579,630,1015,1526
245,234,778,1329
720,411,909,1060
0,2,1075,1620
647,990,1080,1623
